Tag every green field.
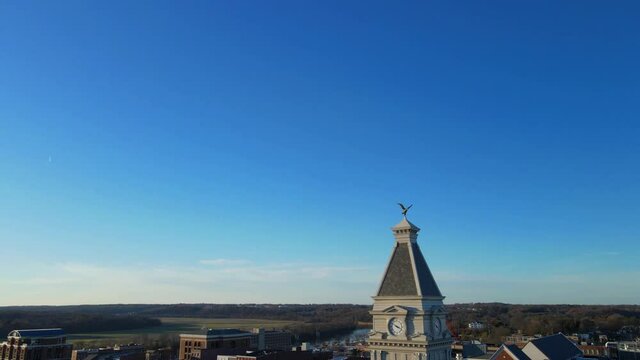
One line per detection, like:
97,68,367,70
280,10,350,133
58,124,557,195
68,317,300,346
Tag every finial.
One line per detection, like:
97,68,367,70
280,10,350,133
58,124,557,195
397,203,413,218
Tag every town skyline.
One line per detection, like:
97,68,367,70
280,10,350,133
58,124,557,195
1,1,639,306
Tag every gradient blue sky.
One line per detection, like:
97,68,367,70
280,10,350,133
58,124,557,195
1,1,639,306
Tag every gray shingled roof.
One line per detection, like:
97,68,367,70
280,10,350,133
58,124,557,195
411,242,442,297
489,344,531,360
463,343,487,358
528,334,582,360
377,242,442,297
378,243,417,296
505,345,531,360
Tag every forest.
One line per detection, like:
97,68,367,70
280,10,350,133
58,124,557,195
448,303,640,344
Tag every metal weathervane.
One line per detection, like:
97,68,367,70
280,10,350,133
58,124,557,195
397,203,413,218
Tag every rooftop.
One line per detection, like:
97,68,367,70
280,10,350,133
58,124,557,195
528,333,582,360
505,345,531,360
205,329,252,336
8,329,66,339
377,241,442,297
489,344,530,360
392,217,420,231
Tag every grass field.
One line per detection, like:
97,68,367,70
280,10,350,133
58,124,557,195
68,317,301,345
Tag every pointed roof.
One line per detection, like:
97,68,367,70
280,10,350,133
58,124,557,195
525,333,582,360
377,218,442,297
393,217,420,231
490,344,531,360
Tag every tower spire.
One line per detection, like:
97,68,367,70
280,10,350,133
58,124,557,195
369,209,452,360
376,212,442,298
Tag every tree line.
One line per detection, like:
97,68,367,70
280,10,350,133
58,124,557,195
447,303,640,344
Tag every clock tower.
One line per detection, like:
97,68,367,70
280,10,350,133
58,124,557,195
369,216,452,360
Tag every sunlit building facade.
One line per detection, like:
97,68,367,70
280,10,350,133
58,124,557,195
0,329,72,360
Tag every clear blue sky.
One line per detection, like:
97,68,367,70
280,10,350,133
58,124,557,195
1,1,639,306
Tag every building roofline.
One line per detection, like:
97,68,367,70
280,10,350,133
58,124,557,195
8,329,66,339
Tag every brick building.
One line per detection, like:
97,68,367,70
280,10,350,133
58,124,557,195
489,344,530,360
178,329,252,360
0,329,72,360
578,345,605,358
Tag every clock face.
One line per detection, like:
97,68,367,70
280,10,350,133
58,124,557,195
388,317,405,335
434,318,442,335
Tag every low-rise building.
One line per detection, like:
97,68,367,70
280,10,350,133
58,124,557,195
250,330,291,351
489,344,531,360
195,349,248,360
462,341,488,359
578,345,605,358
617,341,640,360
290,345,313,353
523,334,583,360
179,327,293,360
567,335,590,344
468,323,486,331
491,334,583,360
503,332,540,347
179,329,253,360
1,329,72,360
236,350,330,360
72,344,145,360
145,348,172,360
606,341,640,360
